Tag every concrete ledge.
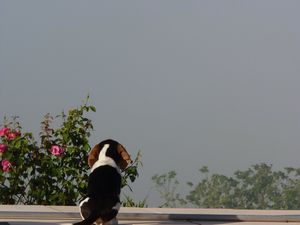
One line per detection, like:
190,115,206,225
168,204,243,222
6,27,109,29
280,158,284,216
0,205,300,223
120,208,300,223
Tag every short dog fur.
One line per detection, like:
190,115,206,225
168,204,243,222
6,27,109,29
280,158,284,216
73,139,132,225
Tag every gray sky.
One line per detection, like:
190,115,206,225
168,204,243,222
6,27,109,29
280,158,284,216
1,1,300,206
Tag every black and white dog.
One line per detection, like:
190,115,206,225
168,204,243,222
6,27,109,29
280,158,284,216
73,139,132,225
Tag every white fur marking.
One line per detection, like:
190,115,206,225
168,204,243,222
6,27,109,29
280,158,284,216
79,197,90,207
79,197,90,219
91,144,120,174
112,202,121,211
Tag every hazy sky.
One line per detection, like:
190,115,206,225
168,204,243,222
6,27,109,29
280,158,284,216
1,1,300,206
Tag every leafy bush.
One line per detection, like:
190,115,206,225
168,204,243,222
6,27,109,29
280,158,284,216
0,97,141,205
152,171,186,207
153,164,300,209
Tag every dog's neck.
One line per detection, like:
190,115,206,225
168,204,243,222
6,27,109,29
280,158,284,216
91,144,120,174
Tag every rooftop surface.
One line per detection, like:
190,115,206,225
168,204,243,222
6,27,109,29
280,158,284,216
0,205,300,225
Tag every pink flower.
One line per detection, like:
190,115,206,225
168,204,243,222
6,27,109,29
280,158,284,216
6,131,21,140
50,145,65,156
0,144,8,153
0,128,10,137
2,159,12,172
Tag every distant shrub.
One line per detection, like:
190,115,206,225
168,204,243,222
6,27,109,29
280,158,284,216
153,164,300,209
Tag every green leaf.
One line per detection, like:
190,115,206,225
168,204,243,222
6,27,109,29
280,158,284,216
90,106,96,112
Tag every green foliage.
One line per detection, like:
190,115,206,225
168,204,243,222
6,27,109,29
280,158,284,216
152,170,187,207
121,151,142,190
187,169,237,208
153,163,300,209
0,97,142,206
122,195,147,208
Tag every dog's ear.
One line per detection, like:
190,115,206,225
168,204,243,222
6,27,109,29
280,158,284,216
117,144,132,170
88,144,101,168
88,141,132,170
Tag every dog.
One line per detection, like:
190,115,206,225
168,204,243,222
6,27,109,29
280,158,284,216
73,139,132,225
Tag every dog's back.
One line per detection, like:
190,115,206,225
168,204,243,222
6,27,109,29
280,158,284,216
74,166,121,225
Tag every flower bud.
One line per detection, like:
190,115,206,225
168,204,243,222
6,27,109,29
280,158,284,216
2,159,12,172
0,128,10,137
0,144,8,153
50,145,65,156
6,131,21,140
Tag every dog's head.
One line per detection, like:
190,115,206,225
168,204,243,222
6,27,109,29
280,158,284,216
88,139,132,170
